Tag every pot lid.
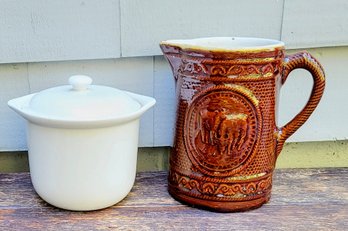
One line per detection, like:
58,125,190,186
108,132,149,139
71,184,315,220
28,75,141,120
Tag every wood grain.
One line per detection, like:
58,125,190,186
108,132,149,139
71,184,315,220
1,168,347,230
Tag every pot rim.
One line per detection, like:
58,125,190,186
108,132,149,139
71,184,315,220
8,91,156,129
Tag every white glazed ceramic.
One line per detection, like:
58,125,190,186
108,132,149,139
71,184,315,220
8,75,156,211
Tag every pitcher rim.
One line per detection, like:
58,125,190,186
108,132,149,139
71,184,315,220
160,37,285,52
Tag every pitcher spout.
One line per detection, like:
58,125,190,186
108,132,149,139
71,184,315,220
160,42,184,80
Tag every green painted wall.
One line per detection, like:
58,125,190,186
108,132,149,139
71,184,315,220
276,140,348,168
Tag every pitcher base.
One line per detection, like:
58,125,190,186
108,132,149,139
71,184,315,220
168,187,271,212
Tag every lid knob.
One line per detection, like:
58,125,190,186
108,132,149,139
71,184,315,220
69,75,93,91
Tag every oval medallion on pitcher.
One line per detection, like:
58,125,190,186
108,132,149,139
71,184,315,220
184,85,262,177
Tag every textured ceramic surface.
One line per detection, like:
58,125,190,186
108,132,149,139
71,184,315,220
160,37,325,212
8,76,156,211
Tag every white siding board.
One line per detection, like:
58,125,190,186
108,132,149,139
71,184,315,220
0,0,120,64
121,0,284,57
22,58,153,148
281,0,348,49
153,56,176,146
28,57,154,146
0,47,347,151
278,47,348,142
0,64,30,151
0,0,347,62
27,58,154,94
153,46,348,146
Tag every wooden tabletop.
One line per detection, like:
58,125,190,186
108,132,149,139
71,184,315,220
1,168,347,230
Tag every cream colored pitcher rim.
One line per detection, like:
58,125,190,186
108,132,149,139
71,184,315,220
160,37,285,52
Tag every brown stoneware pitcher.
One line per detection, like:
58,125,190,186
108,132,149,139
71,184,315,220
160,37,325,212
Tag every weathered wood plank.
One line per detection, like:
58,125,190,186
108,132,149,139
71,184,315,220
0,204,347,231
0,169,347,230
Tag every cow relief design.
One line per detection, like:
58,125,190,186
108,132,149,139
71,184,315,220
184,85,261,176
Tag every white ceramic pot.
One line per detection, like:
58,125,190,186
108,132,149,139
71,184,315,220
8,75,156,211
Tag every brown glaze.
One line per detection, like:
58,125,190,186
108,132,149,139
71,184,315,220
160,40,325,212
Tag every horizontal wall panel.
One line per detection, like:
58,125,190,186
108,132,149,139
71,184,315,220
282,0,348,49
153,56,176,146
27,57,154,147
278,47,348,142
0,64,30,151
153,46,348,146
0,0,120,64
121,0,283,57
0,57,154,151
1,0,347,63
0,46,347,151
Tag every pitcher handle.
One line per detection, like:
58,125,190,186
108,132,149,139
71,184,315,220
275,51,325,157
